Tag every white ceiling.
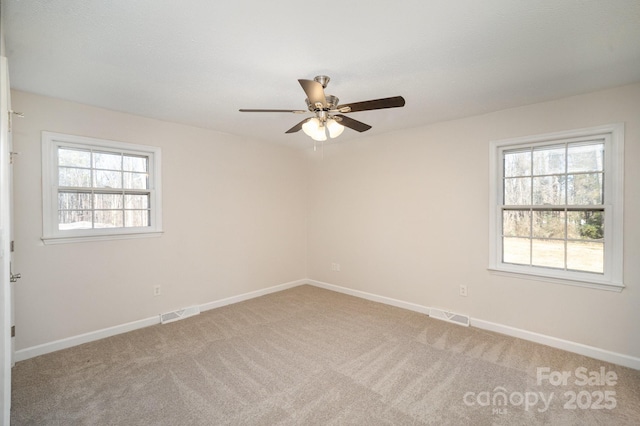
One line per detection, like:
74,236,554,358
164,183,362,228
4,1,640,148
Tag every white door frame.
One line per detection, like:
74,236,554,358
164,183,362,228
0,55,13,426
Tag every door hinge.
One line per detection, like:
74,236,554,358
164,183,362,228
10,240,14,252
11,326,15,338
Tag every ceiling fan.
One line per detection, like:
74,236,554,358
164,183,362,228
239,75,405,141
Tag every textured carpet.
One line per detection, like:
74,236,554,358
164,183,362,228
11,285,640,425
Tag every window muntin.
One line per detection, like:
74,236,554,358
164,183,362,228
489,124,624,291
42,132,162,243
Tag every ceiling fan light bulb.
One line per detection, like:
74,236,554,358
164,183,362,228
302,118,320,137
327,119,345,138
311,125,327,141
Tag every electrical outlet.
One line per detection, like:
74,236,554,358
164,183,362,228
331,263,341,271
459,285,468,297
153,285,162,296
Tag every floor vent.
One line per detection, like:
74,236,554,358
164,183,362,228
429,308,470,327
160,306,200,324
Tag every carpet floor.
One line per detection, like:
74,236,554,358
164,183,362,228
11,285,640,425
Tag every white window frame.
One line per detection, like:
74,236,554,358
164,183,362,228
488,124,624,292
41,132,163,244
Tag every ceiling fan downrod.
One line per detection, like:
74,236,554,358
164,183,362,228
314,75,330,88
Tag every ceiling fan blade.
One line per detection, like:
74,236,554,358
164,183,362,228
239,108,307,113
285,118,311,134
337,96,405,113
335,114,372,132
298,79,327,109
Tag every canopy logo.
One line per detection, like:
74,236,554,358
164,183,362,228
463,366,618,415
463,387,553,413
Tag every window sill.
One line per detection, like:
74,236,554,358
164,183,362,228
487,266,624,292
42,231,163,245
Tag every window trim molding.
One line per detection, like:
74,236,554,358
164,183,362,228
488,123,624,291
41,131,163,244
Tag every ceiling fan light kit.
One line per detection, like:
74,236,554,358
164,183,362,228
240,75,405,142
301,116,345,141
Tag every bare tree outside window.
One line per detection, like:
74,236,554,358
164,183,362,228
57,148,152,230
501,141,605,274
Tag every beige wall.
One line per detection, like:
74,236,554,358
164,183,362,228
307,83,640,358
11,83,640,360
11,90,308,349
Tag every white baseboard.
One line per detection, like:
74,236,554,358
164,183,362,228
15,278,640,370
306,279,640,370
199,279,306,312
14,316,159,362
471,318,640,370
307,279,431,315
15,279,307,362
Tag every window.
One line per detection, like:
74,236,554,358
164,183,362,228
42,132,162,244
489,124,624,291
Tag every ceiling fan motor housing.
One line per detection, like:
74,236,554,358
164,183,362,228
306,95,339,112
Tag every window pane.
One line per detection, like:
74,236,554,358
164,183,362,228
94,210,123,228
503,237,530,265
125,210,149,227
567,173,603,205
532,176,566,205
567,211,604,240
504,150,531,177
123,155,148,172
567,241,603,273
568,142,604,173
94,193,124,209
94,170,122,188
59,167,91,187
125,194,149,209
58,148,90,168
123,172,148,189
503,210,530,237
532,239,565,269
58,192,92,210
504,177,531,205
94,151,122,170
532,210,565,239
533,145,565,175
59,210,92,230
